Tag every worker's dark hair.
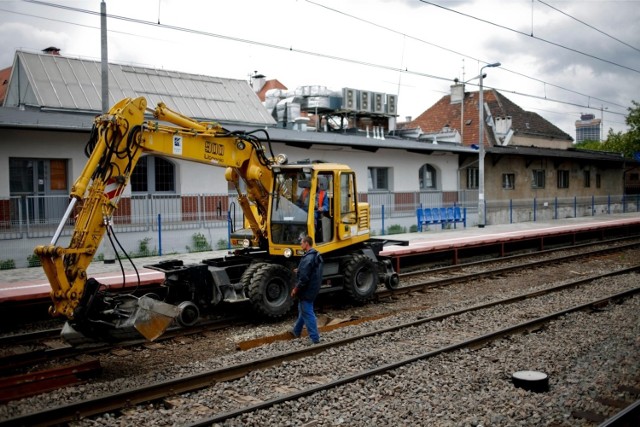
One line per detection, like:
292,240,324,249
302,235,314,246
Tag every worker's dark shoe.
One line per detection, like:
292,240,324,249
289,329,300,338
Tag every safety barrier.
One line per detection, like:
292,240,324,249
416,206,467,231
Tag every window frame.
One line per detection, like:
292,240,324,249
557,170,570,189
368,167,391,192
502,173,515,190
583,170,591,188
531,169,545,189
419,164,437,190
131,155,176,194
466,167,479,189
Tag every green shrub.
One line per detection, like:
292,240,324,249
132,237,157,258
0,259,16,270
27,253,41,267
386,224,406,235
409,224,418,233
216,238,229,250
186,233,212,253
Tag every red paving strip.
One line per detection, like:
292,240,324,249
0,270,165,302
380,217,640,256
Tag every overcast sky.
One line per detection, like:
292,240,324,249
1,0,638,139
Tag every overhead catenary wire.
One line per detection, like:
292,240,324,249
417,0,640,75
537,0,640,54
11,0,632,119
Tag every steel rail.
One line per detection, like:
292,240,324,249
187,285,640,426
4,264,639,427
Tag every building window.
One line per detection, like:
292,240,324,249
368,167,390,191
583,171,591,188
596,174,601,189
532,169,545,189
131,156,176,193
466,167,479,189
9,158,68,194
502,173,515,190
419,164,437,190
557,170,570,189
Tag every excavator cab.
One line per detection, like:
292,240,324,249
269,169,310,245
267,164,370,255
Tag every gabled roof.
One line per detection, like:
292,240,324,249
3,50,276,126
407,89,572,146
490,91,572,142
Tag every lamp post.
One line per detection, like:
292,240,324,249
478,62,501,228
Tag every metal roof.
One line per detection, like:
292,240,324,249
0,106,477,155
3,50,276,126
488,145,626,164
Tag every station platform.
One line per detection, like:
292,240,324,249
1,213,639,304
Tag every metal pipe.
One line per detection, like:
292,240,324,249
51,198,77,245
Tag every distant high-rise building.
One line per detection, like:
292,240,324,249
575,114,602,143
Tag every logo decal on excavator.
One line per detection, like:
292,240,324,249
173,135,183,155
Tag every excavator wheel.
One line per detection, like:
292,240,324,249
246,263,294,318
342,254,379,303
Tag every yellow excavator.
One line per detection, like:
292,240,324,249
34,97,399,344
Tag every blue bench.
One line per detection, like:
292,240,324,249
417,206,466,231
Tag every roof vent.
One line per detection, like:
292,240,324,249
42,47,61,55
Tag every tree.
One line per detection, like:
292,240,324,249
575,100,640,159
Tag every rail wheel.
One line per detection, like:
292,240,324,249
343,254,379,302
247,263,294,318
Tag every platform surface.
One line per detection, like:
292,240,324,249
1,213,639,303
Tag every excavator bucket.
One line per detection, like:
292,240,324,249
131,296,180,341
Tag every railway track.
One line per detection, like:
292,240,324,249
3,261,638,426
2,238,638,374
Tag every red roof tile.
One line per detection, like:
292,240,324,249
0,67,11,105
256,79,287,102
408,89,572,146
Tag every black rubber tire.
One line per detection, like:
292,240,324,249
343,254,379,302
240,262,265,290
247,263,294,318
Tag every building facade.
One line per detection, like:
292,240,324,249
575,113,602,143
0,50,631,267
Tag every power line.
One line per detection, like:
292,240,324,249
15,1,630,117
417,0,640,75
303,0,628,111
538,0,640,54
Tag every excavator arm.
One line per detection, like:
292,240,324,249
34,97,281,340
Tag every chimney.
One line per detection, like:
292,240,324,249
251,73,266,93
42,47,61,55
450,82,464,104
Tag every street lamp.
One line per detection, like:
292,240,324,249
478,62,501,228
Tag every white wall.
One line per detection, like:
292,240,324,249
0,128,460,198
